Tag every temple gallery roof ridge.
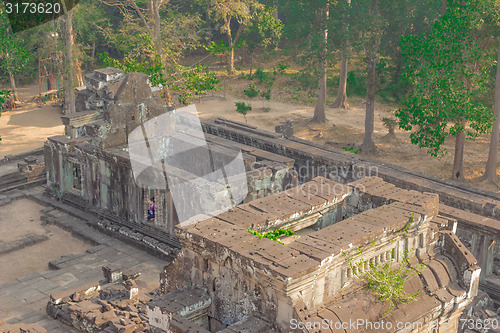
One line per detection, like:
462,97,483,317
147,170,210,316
174,176,439,280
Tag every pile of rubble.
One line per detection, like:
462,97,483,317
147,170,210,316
460,291,500,333
46,267,152,333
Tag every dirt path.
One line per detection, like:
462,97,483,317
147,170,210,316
2,81,499,193
195,78,500,193
0,102,63,159
0,199,91,283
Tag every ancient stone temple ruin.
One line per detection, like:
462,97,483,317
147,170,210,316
44,68,295,246
153,176,480,332
40,68,500,332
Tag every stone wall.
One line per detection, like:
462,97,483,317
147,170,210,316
44,129,295,241
159,176,478,332
202,118,500,220
202,117,500,306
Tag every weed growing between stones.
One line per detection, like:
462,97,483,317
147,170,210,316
343,249,425,314
248,228,295,245
342,213,424,314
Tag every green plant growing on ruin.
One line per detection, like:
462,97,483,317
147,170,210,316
401,213,414,235
248,228,295,245
235,102,252,123
342,247,425,314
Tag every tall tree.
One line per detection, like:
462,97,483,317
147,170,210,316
243,6,283,75
397,0,495,180
60,9,76,115
330,0,351,110
484,42,500,183
312,4,329,123
282,0,333,123
101,0,204,103
349,0,388,153
210,0,260,74
481,0,500,183
0,10,29,102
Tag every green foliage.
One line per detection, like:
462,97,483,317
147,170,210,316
0,11,29,80
343,248,425,314
346,70,366,97
203,40,238,56
235,101,251,122
382,117,398,133
244,83,260,98
0,89,10,142
99,52,167,87
171,64,220,104
248,228,295,245
100,53,219,104
244,7,284,53
261,88,271,100
254,67,275,86
273,63,288,75
396,0,496,157
0,90,11,109
401,213,414,235
342,146,358,154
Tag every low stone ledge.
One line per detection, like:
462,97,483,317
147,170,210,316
0,233,48,255
0,321,47,333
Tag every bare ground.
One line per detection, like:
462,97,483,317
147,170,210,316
0,199,91,283
2,80,500,193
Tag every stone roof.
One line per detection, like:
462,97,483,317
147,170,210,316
295,256,466,333
175,176,440,280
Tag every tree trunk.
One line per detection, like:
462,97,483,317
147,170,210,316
249,54,253,76
273,1,279,51
62,10,76,116
452,119,466,180
228,47,234,74
441,0,447,16
8,70,19,102
74,61,83,87
483,43,500,182
312,7,328,123
361,48,378,154
226,18,234,74
330,51,348,109
313,61,327,123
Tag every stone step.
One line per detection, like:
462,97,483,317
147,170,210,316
32,192,180,255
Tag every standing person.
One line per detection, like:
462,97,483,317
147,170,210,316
147,197,155,221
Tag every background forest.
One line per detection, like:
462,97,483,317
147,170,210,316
1,0,500,186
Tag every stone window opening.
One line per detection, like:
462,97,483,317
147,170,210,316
71,162,82,191
224,257,233,268
419,233,425,248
